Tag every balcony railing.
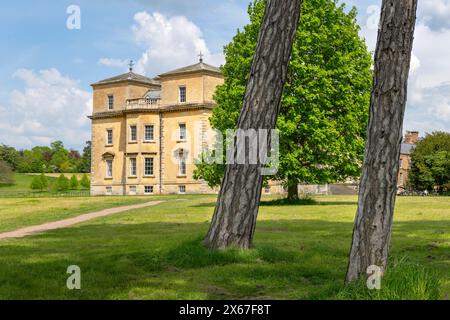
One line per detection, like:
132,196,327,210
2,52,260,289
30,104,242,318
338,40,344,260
126,98,161,109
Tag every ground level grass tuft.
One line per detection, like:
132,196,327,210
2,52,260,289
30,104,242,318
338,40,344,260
337,257,441,299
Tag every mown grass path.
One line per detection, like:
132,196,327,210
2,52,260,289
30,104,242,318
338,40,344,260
0,201,164,240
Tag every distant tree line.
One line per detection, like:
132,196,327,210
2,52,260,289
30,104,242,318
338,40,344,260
0,141,91,174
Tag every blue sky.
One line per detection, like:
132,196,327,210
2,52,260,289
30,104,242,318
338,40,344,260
0,0,449,150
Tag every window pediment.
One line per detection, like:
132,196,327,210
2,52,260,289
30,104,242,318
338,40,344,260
102,152,115,159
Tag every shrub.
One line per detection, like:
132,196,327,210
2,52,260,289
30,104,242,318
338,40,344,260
336,257,441,300
69,175,79,190
55,174,69,191
40,173,48,190
30,175,44,190
80,174,90,189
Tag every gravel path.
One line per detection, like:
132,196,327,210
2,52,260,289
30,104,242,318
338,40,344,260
0,200,164,240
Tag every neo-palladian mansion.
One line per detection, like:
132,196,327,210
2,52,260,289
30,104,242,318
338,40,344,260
89,58,223,195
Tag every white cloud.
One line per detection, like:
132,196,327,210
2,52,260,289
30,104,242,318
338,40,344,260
410,53,421,74
0,68,91,150
101,11,224,77
132,11,224,76
420,0,450,31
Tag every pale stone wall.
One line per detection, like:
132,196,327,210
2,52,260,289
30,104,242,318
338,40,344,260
162,109,215,194
160,73,224,106
203,74,225,102
160,74,204,105
398,153,411,189
92,82,159,113
91,117,127,195
123,112,161,194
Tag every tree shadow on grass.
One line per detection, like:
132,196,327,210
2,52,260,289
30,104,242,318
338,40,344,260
193,198,357,208
0,218,448,299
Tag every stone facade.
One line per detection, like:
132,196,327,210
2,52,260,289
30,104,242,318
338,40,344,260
89,60,224,195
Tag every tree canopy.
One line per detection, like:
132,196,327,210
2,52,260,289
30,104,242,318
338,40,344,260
409,131,450,192
194,0,373,198
0,141,91,174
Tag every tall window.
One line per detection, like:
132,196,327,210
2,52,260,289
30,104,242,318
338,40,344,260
130,125,137,142
106,129,113,145
144,124,154,141
144,157,154,176
130,158,137,176
106,159,113,178
107,95,114,110
179,123,186,141
179,86,186,103
178,149,186,176
179,158,186,176
179,185,186,194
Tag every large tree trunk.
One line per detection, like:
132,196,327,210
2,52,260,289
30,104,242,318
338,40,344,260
287,182,299,201
204,0,303,249
346,0,418,283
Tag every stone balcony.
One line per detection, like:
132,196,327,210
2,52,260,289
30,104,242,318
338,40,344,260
125,98,216,111
126,98,161,110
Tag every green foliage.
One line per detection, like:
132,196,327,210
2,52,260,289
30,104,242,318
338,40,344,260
337,258,441,300
0,141,91,174
30,175,44,190
193,150,225,188
80,174,90,189
194,0,373,190
0,160,15,185
77,141,91,173
409,131,450,192
55,174,69,191
40,173,48,189
69,175,79,190
0,144,21,171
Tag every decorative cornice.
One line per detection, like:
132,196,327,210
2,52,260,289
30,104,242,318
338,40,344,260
88,103,215,120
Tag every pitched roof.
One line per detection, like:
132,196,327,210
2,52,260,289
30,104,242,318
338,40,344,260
91,71,160,86
158,61,222,77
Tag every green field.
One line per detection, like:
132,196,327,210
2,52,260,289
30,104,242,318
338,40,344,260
0,174,57,192
0,195,448,299
0,173,89,196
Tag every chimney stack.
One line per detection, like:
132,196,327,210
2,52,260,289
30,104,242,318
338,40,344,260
404,131,419,144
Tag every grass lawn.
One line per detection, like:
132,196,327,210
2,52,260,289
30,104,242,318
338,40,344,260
0,195,448,299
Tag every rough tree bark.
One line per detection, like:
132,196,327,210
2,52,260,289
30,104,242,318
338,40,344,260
204,0,303,249
287,182,299,201
346,0,418,283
